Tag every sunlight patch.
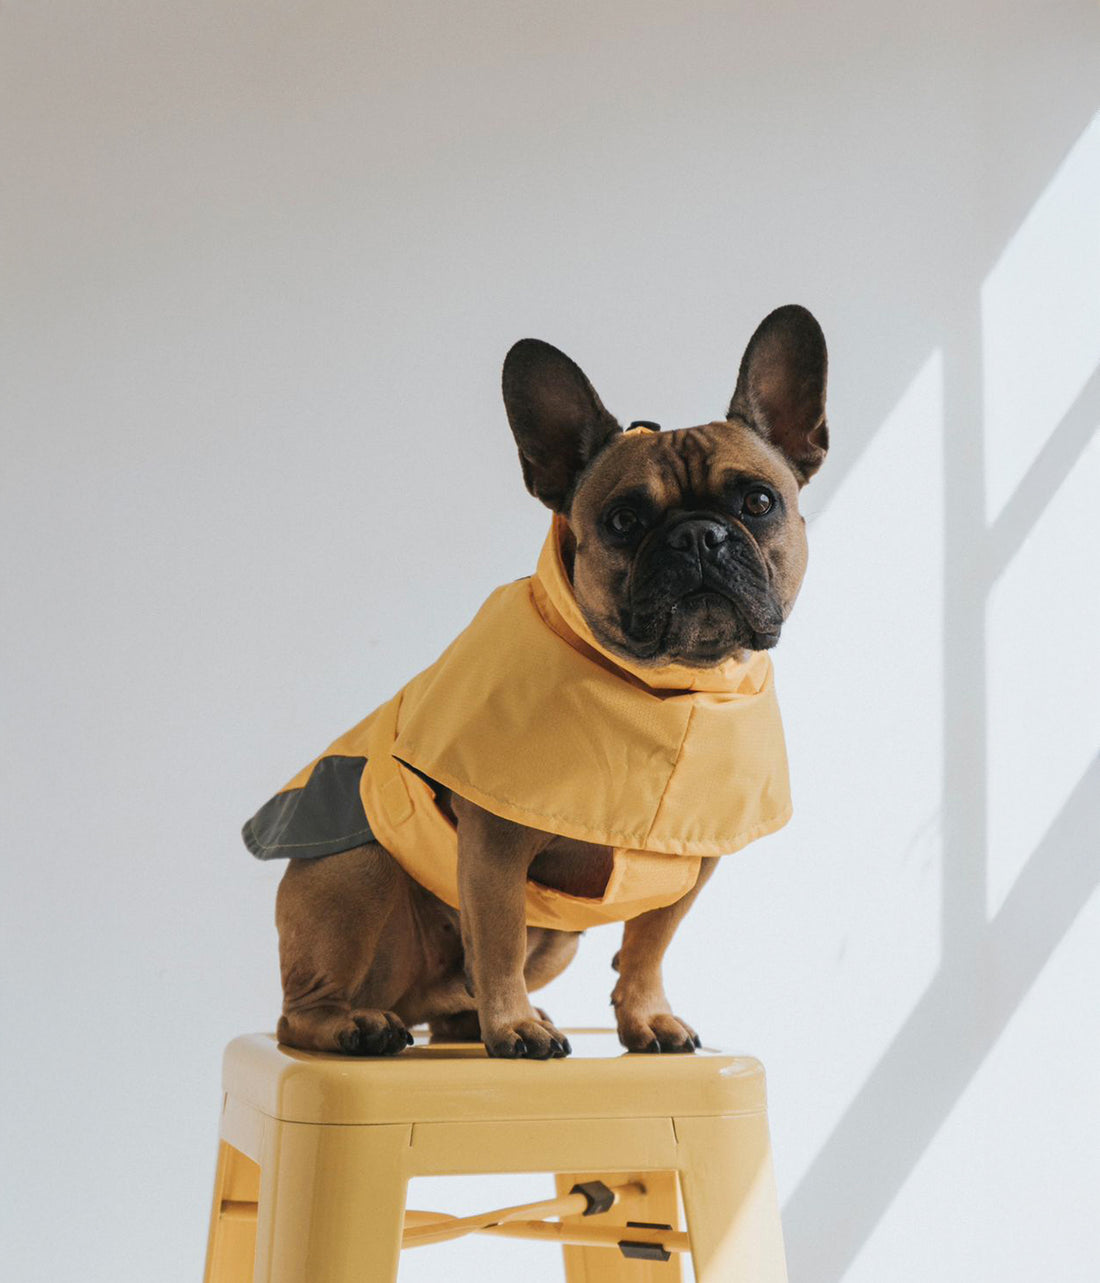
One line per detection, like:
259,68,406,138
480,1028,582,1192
981,113,1100,522
986,432,1100,918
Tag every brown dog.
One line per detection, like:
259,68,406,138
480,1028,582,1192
251,305,828,1059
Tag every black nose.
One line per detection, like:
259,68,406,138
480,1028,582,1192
666,518,729,555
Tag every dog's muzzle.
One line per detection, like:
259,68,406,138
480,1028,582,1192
624,515,782,655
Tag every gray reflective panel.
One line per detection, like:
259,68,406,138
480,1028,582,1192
242,755,374,860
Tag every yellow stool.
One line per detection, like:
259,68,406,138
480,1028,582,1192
203,1029,788,1282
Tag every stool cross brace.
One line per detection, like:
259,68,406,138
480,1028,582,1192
402,1178,688,1258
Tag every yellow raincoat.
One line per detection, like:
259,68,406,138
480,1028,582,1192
244,514,792,930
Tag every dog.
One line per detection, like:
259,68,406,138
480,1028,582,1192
244,304,828,1059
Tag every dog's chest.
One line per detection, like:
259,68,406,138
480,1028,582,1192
528,837,614,899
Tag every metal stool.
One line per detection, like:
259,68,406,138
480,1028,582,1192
203,1029,788,1281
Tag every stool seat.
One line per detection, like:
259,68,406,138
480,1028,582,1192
204,1029,788,1283
223,1029,768,1125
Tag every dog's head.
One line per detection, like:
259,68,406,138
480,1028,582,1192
503,305,828,667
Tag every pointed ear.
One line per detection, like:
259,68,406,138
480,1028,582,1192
727,305,829,484
502,339,622,511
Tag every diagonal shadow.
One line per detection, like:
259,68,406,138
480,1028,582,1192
986,364,1100,582
776,91,1100,1276
783,757,1100,1282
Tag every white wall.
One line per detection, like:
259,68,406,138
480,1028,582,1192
3,4,1098,1280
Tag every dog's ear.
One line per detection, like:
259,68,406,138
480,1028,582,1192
503,339,622,511
727,305,828,484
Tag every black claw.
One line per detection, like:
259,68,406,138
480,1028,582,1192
562,1037,572,1055
549,1039,564,1057
405,1030,415,1045
692,1033,702,1048
514,1038,527,1057
645,1038,661,1054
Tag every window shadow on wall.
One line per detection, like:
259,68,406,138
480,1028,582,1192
782,104,1100,1283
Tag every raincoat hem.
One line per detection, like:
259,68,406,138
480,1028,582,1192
391,748,793,857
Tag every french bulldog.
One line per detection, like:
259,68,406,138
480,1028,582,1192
255,304,827,1059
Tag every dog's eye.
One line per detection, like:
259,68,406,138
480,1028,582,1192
606,506,640,536
742,488,774,517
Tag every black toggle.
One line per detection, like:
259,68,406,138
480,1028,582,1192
569,1180,615,1216
618,1221,673,1262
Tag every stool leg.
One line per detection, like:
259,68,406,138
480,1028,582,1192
204,1140,261,1283
252,1120,411,1283
674,1114,788,1283
553,1170,682,1281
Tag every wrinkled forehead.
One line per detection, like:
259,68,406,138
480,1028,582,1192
575,420,798,514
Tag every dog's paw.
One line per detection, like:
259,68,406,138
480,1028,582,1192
483,1014,572,1060
617,1012,701,1054
334,1009,413,1056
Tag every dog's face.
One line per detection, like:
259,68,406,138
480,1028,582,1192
503,305,829,667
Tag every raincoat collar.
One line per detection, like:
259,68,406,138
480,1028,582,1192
532,513,772,697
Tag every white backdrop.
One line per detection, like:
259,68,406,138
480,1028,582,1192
3,4,1098,1281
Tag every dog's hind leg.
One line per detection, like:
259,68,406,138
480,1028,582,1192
275,843,414,1055
426,1009,482,1042
525,927,581,993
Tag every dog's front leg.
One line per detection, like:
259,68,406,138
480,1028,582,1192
612,856,718,1053
454,797,570,1059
